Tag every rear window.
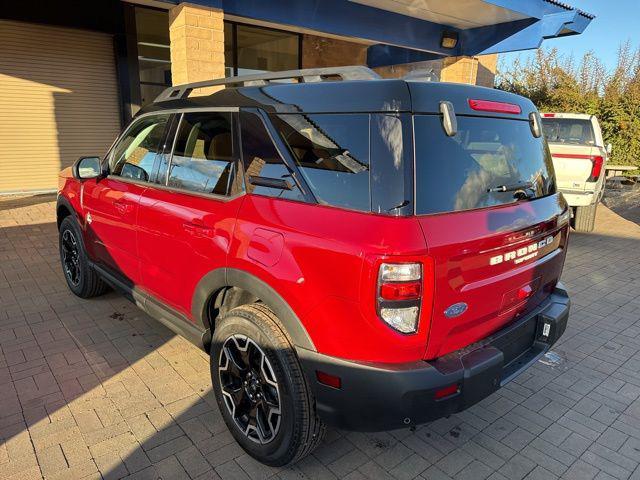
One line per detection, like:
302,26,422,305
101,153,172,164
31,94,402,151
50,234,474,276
414,115,556,215
541,117,595,145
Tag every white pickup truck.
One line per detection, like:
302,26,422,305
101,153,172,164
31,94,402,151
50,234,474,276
541,113,611,232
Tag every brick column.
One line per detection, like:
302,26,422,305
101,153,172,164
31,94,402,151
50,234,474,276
168,3,225,95
440,54,497,87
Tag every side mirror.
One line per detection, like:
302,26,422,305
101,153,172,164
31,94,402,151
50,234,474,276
606,143,612,155
73,156,102,180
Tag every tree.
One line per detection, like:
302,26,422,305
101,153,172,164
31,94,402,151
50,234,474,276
496,44,640,172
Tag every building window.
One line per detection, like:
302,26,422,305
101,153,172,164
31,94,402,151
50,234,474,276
224,22,301,77
135,7,171,106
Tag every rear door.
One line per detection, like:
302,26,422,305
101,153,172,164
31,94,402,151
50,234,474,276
137,110,245,317
82,114,171,285
412,114,569,359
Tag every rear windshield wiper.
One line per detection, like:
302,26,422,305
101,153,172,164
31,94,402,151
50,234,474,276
487,181,534,193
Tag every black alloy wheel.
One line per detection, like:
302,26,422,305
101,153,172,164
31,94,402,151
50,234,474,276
61,229,81,287
58,216,108,298
210,303,325,466
218,334,282,444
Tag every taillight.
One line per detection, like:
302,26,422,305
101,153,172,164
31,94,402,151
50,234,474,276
543,113,556,118
377,263,422,334
468,99,522,115
380,281,421,301
589,155,604,181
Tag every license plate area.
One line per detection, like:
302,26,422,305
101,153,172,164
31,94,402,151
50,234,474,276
496,316,550,385
493,315,537,365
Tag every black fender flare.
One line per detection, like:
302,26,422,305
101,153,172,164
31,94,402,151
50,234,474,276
56,195,77,229
191,268,316,351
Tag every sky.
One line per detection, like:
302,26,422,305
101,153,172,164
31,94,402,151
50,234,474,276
500,0,640,72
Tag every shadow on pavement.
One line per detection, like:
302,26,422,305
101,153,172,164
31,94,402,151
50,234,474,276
0,194,58,212
603,183,640,226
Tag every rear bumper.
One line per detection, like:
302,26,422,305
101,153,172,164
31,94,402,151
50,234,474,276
298,284,570,432
560,189,597,207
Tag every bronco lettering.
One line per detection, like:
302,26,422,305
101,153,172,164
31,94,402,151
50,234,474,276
489,235,554,266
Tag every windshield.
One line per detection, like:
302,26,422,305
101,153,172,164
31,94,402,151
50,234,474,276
414,115,556,215
541,118,596,145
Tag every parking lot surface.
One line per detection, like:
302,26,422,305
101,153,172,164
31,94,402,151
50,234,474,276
1,195,639,480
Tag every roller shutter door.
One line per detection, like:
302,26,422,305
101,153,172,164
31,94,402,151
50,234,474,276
0,20,121,192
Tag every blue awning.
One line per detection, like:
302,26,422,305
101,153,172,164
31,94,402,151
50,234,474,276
162,0,594,67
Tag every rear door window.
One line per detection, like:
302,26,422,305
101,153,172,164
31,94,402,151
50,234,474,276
167,112,238,196
239,111,304,202
541,118,596,145
271,113,370,212
414,115,556,215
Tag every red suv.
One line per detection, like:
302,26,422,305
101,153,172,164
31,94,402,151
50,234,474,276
57,67,571,466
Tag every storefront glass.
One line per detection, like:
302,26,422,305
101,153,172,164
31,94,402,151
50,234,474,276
135,7,171,106
224,22,300,76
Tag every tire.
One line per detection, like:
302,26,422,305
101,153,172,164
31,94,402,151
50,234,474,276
59,216,108,298
210,303,325,466
572,203,598,232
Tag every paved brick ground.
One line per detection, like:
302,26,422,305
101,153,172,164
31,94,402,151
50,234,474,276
1,194,639,480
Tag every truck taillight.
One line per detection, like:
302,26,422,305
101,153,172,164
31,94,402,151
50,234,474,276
377,263,422,334
589,155,604,181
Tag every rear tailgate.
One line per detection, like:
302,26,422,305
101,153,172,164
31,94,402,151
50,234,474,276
410,94,569,359
549,144,602,191
417,197,569,359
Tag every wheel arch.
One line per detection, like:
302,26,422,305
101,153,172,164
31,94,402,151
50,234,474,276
56,196,75,230
192,268,316,352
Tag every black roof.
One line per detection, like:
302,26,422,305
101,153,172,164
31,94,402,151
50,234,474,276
140,79,536,121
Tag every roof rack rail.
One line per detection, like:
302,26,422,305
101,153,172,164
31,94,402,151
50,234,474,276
155,66,381,103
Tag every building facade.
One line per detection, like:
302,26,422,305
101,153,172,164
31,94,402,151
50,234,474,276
0,0,593,193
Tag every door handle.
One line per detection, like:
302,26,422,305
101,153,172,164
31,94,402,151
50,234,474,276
183,222,213,238
113,200,133,215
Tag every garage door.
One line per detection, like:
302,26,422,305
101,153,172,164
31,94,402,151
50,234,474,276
0,20,121,193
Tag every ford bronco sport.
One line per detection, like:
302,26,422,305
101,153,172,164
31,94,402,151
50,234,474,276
57,67,571,466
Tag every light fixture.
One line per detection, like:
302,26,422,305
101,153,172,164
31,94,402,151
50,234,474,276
441,31,458,49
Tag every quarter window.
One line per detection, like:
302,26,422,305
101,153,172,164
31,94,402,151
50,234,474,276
110,115,169,182
167,112,237,195
271,113,371,212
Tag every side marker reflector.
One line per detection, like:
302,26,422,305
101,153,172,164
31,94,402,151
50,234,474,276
316,371,341,389
434,384,460,400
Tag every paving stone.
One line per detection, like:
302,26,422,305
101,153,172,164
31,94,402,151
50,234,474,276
154,454,189,480
597,427,629,451
562,459,600,480
497,454,536,480
388,453,430,480
435,449,474,476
